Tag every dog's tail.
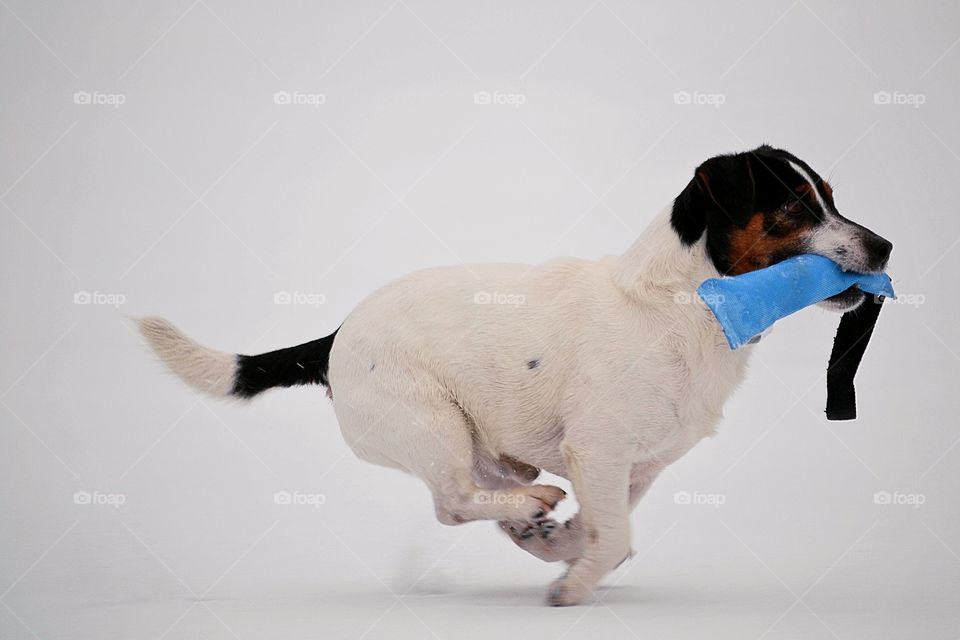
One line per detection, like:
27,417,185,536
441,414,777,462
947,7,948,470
137,317,338,399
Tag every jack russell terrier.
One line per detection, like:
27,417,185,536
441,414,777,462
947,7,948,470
139,145,892,606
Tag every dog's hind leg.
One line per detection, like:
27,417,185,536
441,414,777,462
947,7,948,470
499,463,664,564
399,403,566,525
431,455,566,526
472,452,541,490
499,516,584,562
332,361,565,526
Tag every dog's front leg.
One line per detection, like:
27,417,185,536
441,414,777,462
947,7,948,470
500,458,668,566
545,435,633,606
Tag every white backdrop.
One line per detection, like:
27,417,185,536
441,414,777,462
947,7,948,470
2,1,959,638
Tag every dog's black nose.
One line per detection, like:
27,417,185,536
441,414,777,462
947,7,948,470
864,233,893,269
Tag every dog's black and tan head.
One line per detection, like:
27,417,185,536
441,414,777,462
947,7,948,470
672,145,892,311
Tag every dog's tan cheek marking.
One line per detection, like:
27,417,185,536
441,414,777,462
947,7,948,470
587,528,599,544
728,212,810,275
728,213,770,274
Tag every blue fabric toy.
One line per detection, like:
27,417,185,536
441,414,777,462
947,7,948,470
697,254,894,420
697,254,894,350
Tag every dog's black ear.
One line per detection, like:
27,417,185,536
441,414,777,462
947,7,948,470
671,176,707,245
696,153,756,221
671,153,756,245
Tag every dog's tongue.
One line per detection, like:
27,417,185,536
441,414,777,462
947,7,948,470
825,295,885,420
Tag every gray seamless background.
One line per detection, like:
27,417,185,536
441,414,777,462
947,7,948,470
2,1,958,638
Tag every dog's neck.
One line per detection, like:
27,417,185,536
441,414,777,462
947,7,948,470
612,206,719,301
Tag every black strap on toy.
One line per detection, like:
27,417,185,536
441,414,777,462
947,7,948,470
825,295,885,421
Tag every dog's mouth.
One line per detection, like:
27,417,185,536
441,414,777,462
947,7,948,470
818,285,867,312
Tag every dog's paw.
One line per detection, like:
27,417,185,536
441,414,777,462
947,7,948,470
498,517,581,563
498,517,555,539
524,484,566,517
545,575,591,607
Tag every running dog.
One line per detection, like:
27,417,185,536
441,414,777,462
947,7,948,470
139,145,892,606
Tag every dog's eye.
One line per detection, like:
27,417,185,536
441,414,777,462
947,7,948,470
781,200,804,215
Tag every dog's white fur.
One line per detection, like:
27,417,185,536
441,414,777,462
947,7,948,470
326,207,752,604
138,206,752,605
139,141,893,606
138,317,236,396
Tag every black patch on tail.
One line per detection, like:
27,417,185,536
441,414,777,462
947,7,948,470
232,330,338,399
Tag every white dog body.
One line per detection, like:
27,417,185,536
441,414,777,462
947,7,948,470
139,146,892,606
331,209,748,478
325,210,751,602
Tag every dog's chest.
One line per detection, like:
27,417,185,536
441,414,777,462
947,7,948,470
677,336,752,436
